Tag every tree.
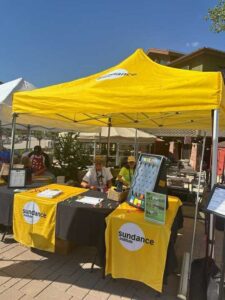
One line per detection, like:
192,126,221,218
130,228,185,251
52,132,92,182
206,0,225,32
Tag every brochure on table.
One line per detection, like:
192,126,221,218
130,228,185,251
144,191,167,224
76,196,104,205
37,189,62,198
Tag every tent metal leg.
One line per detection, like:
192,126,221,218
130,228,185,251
189,132,206,272
10,113,17,169
209,109,219,257
26,125,31,151
134,128,138,159
106,118,111,166
0,120,3,149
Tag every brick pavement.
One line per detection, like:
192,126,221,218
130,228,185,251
0,217,223,300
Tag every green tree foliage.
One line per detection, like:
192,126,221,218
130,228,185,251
52,132,92,182
206,0,225,32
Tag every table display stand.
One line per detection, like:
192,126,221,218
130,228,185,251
219,226,225,300
205,184,225,300
127,153,167,210
1,226,10,242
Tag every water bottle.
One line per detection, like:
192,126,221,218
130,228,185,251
116,180,123,192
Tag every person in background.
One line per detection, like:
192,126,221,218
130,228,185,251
28,145,50,176
117,156,136,187
81,155,113,191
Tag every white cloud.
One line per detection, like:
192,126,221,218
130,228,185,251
186,41,200,48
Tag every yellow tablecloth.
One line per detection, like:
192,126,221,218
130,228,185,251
105,196,182,292
13,184,86,252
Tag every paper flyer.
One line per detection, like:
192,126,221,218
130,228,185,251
144,191,166,224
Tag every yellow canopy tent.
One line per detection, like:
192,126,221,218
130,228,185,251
13,48,225,130
11,49,225,296
12,48,225,257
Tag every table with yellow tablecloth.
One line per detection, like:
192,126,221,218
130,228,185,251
13,184,86,252
105,196,182,292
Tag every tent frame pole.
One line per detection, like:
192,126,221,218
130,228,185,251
93,140,96,161
189,132,206,272
134,128,138,159
106,118,112,167
10,113,17,169
26,125,31,151
209,109,219,257
0,120,3,149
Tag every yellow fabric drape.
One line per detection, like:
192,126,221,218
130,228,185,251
13,184,86,252
105,196,182,292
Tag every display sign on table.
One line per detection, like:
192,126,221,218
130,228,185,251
206,184,225,218
144,191,167,224
8,169,26,188
127,153,167,210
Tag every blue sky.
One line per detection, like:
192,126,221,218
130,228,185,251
0,0,224,87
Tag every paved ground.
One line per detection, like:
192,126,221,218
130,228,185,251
0,216,223,300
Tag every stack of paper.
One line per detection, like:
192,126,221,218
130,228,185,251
76,196,103,205
37,189,62,198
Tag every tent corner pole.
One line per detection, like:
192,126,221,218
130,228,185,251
26,125,31,151
106,118,112,167
10,113,18,169
189,132,206,277
134,128,138,160
0,120,3,149
209,109,219,257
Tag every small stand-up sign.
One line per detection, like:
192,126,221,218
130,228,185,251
206,184,225,300
144,191,167,225
8,169,26,188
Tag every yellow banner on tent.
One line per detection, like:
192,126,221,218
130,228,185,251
13,184,86,252
105,196,182,292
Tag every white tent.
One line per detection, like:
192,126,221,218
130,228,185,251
0,78,100,132
78,127,156,143
0,78,35,125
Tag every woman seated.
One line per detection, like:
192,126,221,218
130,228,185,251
117,156,136,187
81,155,113,192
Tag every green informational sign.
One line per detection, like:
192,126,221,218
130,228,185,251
144,191,167,224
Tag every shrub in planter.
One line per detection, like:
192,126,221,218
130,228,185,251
52,132,92,183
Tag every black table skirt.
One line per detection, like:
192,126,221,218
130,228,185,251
0,186,14,226
56,190,119,266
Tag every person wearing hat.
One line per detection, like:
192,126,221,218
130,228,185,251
81,155,113,191
117,156,136,187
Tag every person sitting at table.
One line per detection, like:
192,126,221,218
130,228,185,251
28,145,51,176
81,155,113,191
117,156,136,187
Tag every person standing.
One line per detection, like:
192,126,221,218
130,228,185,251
117,156,136,187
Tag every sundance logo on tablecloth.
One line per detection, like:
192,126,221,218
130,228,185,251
118,222,154,251
23,201,47,224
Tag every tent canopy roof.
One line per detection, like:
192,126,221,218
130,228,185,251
13,49,225,130
0,78,99,132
